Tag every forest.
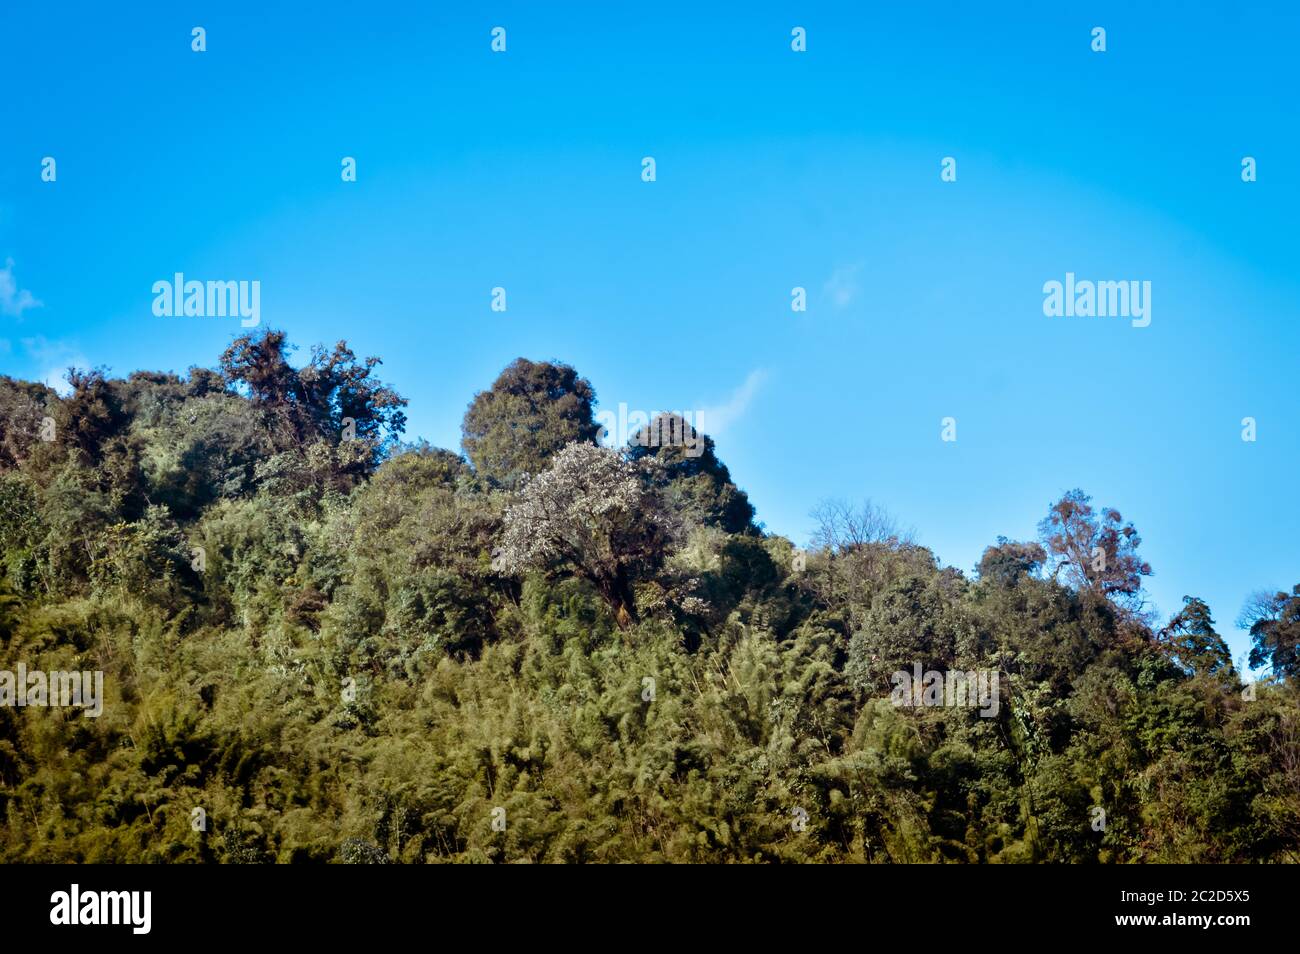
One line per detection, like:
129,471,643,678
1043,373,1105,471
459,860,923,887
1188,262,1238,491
0,329,1296,863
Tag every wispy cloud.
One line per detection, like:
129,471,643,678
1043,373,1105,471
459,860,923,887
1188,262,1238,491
21,337,88,397
700,369,767,436
0,258,42,317
823,262,863,310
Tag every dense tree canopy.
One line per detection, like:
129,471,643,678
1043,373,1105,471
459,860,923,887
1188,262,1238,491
460,358,599,489
1245,585,1300,679
0,331,1296,863
624,413,756,535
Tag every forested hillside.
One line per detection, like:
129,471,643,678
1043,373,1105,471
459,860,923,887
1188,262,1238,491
1,330,1296,863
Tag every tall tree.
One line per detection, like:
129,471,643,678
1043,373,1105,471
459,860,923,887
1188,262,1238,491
219,329,406,464
1158,596,1233,677
624,413,755,534
461,359,599,489
1245,585,1300,679
1038,489,1151,610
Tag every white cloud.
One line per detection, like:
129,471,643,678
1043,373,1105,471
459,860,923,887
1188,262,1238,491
41,367,82,396
21,337,88,397
0,258,42,317
700,369,767,436
823,262,863,310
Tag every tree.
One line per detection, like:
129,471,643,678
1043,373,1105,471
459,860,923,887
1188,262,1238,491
845,573,985,696
1158,596,1232,678
1038,489,1151,610
624,413,755,534
804,499,930,633
1245,585,1300,679
811,498,904,551
58,368,130,463
494,442,675,626
219,329,407,465
0,377,57,470
461,359,599,489
977,537,1047,587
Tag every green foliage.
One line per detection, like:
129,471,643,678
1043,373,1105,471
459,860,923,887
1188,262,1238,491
1159,596,1233,679
625,416,756,534
1247,585,1300,679
460,358,599,489
1,333,1296,863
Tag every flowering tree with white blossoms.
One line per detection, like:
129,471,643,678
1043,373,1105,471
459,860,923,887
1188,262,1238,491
493,442,676,627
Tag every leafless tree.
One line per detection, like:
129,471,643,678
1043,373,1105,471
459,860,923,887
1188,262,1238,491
804,499,926,630
810,498,909,553
1236,588,1283,631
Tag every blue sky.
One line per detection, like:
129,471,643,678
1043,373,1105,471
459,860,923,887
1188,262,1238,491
2,1,1297,664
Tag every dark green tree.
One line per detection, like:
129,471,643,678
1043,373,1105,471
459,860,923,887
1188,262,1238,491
1246,585,1300,679
624,413,755,534
977,537,1046,587
460,359,599,489
1158,596,1233,677
219,329,407,463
